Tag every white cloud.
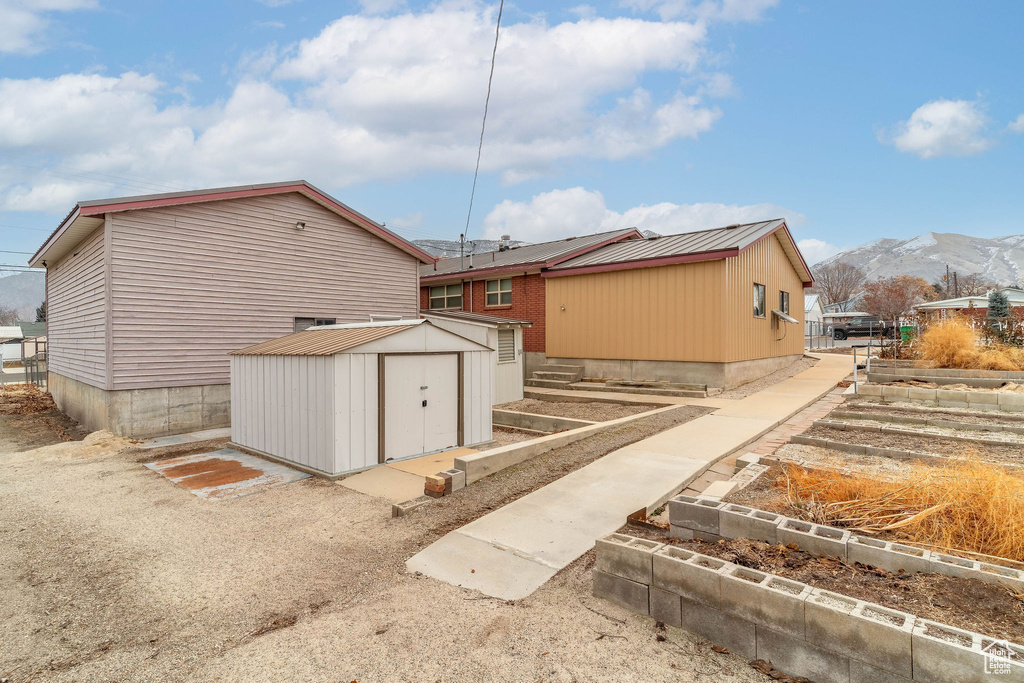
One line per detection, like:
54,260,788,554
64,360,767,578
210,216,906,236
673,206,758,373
0,0,96,54
622,0,779,22
796,238,841,265
481,187,804,242
0,3,750,213
1008,114,1024,134
884,98,993,159
358,0,406,13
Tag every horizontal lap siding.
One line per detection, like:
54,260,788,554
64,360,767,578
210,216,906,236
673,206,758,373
47,226,107,387
545,260,726,362
108,193,419,389
724,234,806,362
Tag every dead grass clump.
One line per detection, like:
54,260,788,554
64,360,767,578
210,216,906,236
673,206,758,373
780,458,1024,563
917,318,1024,371
973,346,1024,372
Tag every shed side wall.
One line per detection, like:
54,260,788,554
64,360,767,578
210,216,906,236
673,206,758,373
544,259,727,362
46,225,107,388
724,234,806,362
109,192,419,390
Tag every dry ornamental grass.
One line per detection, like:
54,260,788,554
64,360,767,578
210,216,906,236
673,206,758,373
917,318,1024,371
780,458,1024,563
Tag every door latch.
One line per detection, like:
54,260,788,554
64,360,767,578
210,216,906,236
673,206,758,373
422,399,428,407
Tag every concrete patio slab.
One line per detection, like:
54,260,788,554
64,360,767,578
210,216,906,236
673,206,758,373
339,466,425,503
408,354,851,600
386,447,478,476
145,448,309,500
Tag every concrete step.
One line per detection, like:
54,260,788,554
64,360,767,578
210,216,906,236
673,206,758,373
533,371,578,381
525,378,575,389
566,382,707,398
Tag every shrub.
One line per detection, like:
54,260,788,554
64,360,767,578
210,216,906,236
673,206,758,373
917,318,982,369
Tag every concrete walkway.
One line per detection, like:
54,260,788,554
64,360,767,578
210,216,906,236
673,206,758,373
406,354,852,600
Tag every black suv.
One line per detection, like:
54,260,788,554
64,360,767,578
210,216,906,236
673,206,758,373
831,316,896,340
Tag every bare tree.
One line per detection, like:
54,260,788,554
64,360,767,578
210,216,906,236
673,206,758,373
862,276,933,320
0,306,19,326
956,273,994,297
813,262,865,308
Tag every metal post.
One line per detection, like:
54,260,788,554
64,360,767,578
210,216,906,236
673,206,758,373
853,346,858,392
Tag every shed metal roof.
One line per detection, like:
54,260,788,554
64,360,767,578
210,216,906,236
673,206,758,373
0,326,22,342
18,321,46,338
231,322,413,356
420,228,642,281
420,309,533,327
545,219,813,286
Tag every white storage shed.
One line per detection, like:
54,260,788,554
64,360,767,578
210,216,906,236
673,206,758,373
420,310,531,405
229,319,493,477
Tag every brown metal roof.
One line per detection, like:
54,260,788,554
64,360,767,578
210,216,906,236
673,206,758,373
420,228,642,279
550,220,786,269
230,325,409,356
420,309,533,327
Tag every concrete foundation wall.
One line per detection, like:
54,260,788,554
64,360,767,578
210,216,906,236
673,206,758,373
49,371,230,438
544,354,803,389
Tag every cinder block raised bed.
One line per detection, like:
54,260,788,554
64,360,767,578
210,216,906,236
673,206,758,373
593,533,1024,682
855,384,1024,412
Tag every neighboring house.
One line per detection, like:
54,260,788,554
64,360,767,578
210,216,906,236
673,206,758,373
0,326,22,364
29,181,434,438
804,293,824,334
421,309,532,404
541,219,813,389
419,229,642,373
0,322,45,363
915,288,1024,324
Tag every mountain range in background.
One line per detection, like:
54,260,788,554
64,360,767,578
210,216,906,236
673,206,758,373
0,271,45,320
815,232,1024,287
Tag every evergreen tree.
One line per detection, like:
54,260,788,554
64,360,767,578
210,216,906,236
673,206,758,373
988,290,1011,335
35,300,46,322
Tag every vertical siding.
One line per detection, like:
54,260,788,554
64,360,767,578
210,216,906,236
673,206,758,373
46,226,107,387
493,327,523,404
723,234,806,362
462,349,493,445
230,354,335,473
108,192,419,390
545,260,726,362
333,353,378,474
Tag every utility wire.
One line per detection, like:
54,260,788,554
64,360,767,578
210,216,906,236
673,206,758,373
463,0,504,240
0,250,33,255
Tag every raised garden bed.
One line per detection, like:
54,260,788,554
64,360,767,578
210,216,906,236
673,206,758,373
801,425,1024,466
495,398,657,422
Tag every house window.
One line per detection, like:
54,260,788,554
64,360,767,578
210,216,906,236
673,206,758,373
294,317,336,332
429,284,463,310
486,278,512,306
497,329,515,363
753,283,766,318
779,290,790,315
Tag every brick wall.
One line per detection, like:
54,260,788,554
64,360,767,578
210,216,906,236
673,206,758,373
420,273,547,352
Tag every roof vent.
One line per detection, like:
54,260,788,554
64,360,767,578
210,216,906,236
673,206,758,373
724,223,741,229
498,234,512,252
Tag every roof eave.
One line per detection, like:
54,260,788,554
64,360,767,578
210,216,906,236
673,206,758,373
543,249,739,277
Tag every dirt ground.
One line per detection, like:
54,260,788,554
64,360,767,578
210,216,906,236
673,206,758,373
805,425,1024,465
0,404,780,683
716,357,819,400
490,425,541,446
841,402,1024,427
495,398,657,421
0,385,90,453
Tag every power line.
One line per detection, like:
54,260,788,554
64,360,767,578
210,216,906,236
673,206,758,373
0,250,32,255
463,0,504,240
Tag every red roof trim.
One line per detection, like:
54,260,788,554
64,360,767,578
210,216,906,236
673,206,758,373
542,228,644,268
542,249,739,277
78,183,435,264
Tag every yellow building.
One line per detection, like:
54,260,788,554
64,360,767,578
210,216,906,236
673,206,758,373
542,219,813,389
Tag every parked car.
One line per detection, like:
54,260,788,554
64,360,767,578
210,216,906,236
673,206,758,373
831,316,897,340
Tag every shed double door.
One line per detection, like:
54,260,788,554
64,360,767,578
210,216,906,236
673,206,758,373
383,354,459,461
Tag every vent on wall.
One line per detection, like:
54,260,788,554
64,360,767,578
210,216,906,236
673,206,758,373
497,329,515,363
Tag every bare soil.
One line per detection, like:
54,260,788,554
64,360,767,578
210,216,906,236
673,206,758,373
841,402,1024,427
805,425,1024,465
496,398,657,421
0,386,89,453
2,405,760,683
490,426,541,446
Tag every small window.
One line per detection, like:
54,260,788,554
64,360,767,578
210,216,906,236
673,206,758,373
294,317,336,332
753,283,766,318
497,328,515,363
779,291,790,315
429,284,462,310
486,278,512,306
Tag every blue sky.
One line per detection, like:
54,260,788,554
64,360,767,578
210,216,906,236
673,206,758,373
1,0,1022,276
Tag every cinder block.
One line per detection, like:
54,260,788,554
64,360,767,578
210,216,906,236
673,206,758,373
755,626,850,683
391,496,430,517
936,388,968,404
719,566,810,638
776,519,850,560
440,468,466,492
977,562,1024,591
931,553,982,579
593,570,649,615
968,391,999,406
719,505,781,544
698,480,739,500
912,620,986,683
884,386,910,399
594,533,663,584
734,452,762,473
804,589,914,679
667,524,695,540
998,393,1024,410
649,586,681,627
848,536,931,574
849,658,912,683
857,384,882,397
907,387,938,402
679,594,756,660
652,547,729,607
668,495,724,534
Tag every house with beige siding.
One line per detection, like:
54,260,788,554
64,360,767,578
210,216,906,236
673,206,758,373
29,181,434,437
541,219,814,389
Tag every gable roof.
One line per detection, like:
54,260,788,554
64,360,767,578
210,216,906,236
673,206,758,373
17,321,46,338
421,309,532,327
915,289,1024,310
420,228,643,281
29,180,435,268
231,319,423,356
804,294,823,313
545,219,813,286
